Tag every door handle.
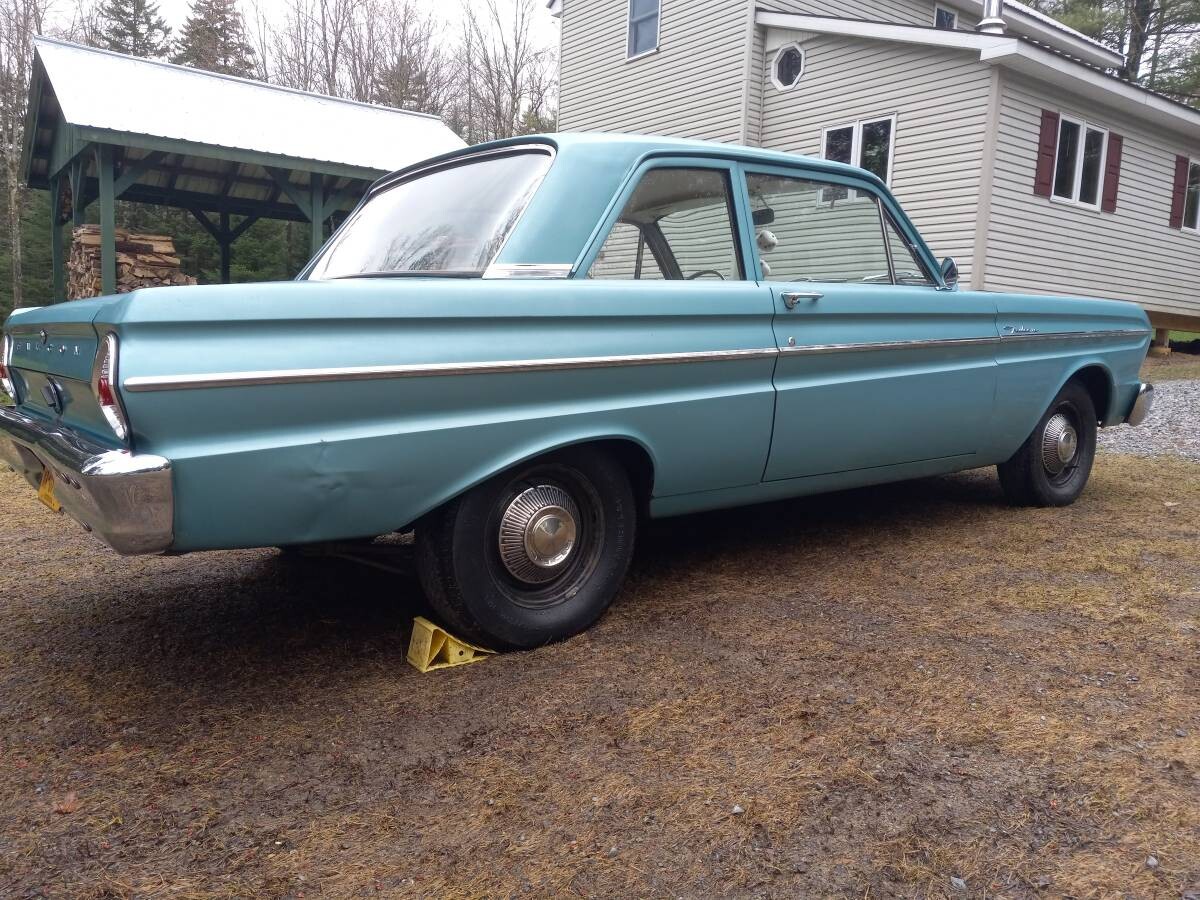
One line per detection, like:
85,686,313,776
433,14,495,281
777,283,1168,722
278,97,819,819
781,291,823,309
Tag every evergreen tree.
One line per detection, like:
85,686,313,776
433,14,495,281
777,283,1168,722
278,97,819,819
95,0,171,58
172,0,255,77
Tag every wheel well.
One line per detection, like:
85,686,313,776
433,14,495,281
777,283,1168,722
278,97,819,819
590,439,655,513
1070,366,1113,423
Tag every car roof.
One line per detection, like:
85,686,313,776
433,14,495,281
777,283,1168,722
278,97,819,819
373,131,880,192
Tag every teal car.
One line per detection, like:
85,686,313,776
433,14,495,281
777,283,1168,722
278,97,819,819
0,134,1154,649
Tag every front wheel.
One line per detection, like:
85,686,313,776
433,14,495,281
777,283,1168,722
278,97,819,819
416,447,636,650
997,380,1097,507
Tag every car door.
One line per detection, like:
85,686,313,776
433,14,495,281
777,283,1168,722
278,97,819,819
739,165,999,482
575,158,779,496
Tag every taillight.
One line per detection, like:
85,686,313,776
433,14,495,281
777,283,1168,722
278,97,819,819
0,334,14,400
94,333,129,441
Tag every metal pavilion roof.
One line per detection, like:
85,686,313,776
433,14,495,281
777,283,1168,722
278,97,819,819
22,37,467,298
25,37,465,180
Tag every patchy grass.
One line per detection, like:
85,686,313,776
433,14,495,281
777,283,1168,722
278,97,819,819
0,455,1197,898
1143,352,1200,382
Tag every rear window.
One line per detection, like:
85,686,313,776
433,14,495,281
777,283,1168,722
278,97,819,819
306,149,552,279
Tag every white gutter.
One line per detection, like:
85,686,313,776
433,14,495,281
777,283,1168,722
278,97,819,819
755,12,1011,52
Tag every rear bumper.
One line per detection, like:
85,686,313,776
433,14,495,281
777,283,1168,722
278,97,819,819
1125,383,1154,427
0,406,173,554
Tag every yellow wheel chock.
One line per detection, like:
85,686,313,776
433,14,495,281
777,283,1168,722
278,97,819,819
406,616,495,672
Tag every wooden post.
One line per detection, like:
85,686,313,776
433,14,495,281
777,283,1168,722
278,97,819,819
49,174,64,302
310,172,324,256
219,210,231,284
96,144,116,296
1149,327,1172,357
70,157,86,226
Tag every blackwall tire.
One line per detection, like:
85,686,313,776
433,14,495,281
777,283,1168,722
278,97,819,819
998,380,1097,508
416,446,636,651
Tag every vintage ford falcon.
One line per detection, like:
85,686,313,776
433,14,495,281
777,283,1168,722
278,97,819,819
0,134,1154,649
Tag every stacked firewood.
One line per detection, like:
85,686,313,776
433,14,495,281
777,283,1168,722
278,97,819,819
68,225,197,299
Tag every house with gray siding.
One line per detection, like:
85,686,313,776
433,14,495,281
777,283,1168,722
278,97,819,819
549,0,1200,342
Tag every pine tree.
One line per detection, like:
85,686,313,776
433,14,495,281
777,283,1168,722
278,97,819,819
172,0,255,77
95,0,172,58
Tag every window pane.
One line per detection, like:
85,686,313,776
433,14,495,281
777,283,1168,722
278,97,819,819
824,126,853,165
308,151,550,278
589,168,741,280
823,127,854,201
1186,163,1200,230
775,47,804,87
859,119,893,183
628,0,658,55
590,223,664,280
1079,127,1105,206
884,215,934,286
935,7,957,29
747,173,891,283
1053,119,1080,199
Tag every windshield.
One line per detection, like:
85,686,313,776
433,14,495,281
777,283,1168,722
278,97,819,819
306,149,552,279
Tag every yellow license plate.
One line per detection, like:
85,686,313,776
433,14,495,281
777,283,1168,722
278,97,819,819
38,467,62,512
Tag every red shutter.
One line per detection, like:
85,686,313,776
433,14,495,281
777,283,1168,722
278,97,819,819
1034,110,1060,197
1169,155,1190,229
1101,133,1123,213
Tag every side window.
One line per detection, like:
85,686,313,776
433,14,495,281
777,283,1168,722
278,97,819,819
590,222,665,280
747,172,892,283
588,168,743,281
883,215,935,286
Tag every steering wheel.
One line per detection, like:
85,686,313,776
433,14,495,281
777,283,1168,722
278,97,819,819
685,269,726,281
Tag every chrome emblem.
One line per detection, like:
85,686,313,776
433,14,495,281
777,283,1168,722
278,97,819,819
39,329,48,345
1003,325,1039,335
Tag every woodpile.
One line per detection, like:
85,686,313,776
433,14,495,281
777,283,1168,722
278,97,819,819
68,225,196,299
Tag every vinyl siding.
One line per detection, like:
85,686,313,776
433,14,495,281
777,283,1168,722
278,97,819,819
757,33,993,282
557,0,751,142
986,71,1200,323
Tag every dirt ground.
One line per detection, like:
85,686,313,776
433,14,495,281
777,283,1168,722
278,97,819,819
0,447,1197,897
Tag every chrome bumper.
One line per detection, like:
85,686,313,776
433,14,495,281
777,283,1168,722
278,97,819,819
1125,383,1154,427
0,406,173,554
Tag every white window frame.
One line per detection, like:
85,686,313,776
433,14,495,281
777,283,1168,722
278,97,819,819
933,5,958,29
626,0,660,61
1182,158,1200,233
1050,114,1109,211
770,42,806,91
820,114,898,190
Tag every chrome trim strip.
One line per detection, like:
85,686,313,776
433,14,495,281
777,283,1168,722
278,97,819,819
122,328,1153,393
781,335,1000,355
482,263,573,280
1000,328,1151,343
123,347,782,392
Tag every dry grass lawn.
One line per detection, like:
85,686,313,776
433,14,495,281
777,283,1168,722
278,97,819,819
0,452,1197,898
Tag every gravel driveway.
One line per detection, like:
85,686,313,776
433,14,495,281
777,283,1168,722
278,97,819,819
1098,378,1200,459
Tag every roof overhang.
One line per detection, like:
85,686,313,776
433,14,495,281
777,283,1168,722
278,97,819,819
943,0,1125,69
757,12,1200,143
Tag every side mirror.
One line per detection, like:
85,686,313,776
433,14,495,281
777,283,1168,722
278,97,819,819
940,257,960,289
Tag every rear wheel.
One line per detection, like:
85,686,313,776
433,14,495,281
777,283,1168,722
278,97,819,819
998,380,1097,507
416,446,636,650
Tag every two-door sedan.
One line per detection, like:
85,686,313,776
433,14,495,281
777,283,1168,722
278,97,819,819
1,134,1154,649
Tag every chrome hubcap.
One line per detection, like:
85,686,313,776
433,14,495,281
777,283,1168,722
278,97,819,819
498,485,579,584
1041,413,1078,475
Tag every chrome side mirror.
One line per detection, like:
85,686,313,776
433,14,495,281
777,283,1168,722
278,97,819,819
940,257,960,289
